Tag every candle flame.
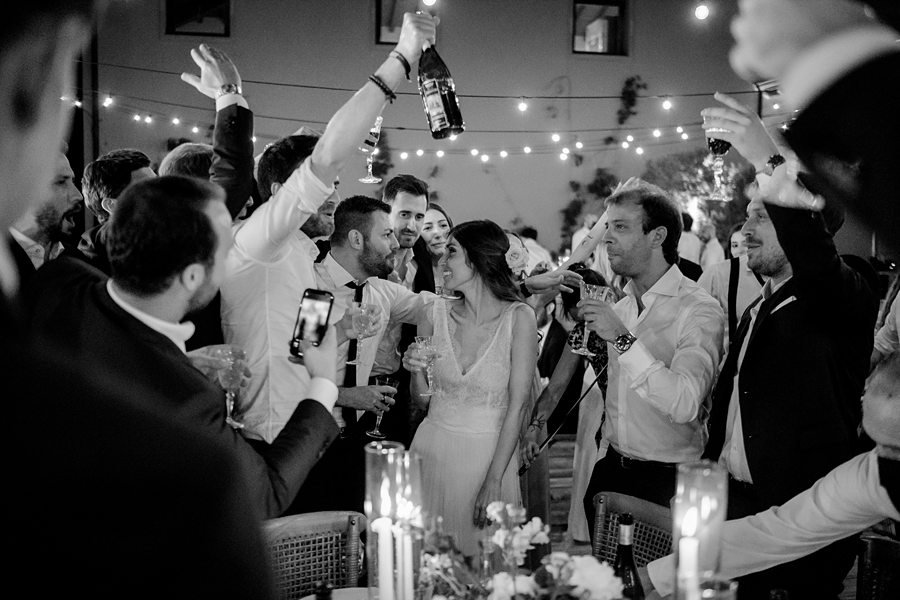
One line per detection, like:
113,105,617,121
380,475,392,518
682,506,698,537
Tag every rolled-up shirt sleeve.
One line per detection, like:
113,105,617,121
233,159,334,262
304,376,338,414
617,299,724,424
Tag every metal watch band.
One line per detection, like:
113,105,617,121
613,332,637,354
215,83,242,98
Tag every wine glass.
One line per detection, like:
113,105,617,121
571,282,606,357
347,302,381,366
209,346,246,429
358,115,384,184
368,375,398,440
706,127,732,202
414,335,439,397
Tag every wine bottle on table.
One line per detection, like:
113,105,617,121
417,45,465,139
614,513,645,600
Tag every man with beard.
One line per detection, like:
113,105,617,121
219,12,439,452
577,181,724,532
290,195,436,514
26,175,340,520
371,174,431,445
9,150,83,278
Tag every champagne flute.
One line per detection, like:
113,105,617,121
209,346,246,429
367,375,398,440
571,282,605,357
706,126,732,202
414,335,439,397
358,115,384,184
347,302,381,366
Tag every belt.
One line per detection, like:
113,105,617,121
607,446,677,470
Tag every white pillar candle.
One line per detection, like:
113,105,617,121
678,536,701,600
394,525,414,600
372,517,395,600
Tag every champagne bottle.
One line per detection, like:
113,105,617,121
417,45,465,139
613,513,645,600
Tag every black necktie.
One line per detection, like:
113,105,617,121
342,281,366,425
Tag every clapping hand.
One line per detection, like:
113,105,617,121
180,43,242,100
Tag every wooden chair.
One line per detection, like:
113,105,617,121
591,491,673,567
263,511,366,599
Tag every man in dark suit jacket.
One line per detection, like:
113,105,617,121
4,4,277,596
26,176,339,519
704,194,876,599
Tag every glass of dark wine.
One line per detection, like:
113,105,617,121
358,115,383,184
706,128,732,202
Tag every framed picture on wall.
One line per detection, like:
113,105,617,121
165,0,231,37
377,0,438,45
572,0,628,55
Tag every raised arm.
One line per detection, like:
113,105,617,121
473,305,538,528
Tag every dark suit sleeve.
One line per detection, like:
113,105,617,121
210,103,255,220
237,399,339,518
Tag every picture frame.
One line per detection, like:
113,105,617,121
165,0,231,38
572,0,628,56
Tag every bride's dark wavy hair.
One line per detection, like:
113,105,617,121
449,220,522,303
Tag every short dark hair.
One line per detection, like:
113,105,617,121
81,149,151,222
158,143,213,179
560,263,607,319
519,226,538,240
681,212,694,232
331,195,390,247
107,176,223,297
606,183,682,265
383,174,428,203
256,135,319,203
450,220,522,303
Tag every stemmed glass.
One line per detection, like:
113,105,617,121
358,115,384,184
414,335,439,397
209,346,246,429
347,302,382,365
367,375,398,440
705,126,732,202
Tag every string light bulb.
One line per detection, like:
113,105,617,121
372,148,380,155
652,129,661,138
636,147,645,155
481,154,489,162
436,150,445,157
133,114,141,121
422,0,437,6
662,98,673,110
621,141,630,149
103,96,114,107
73,100,82,108
575,141,584,149
517,98,528,112
551,133,561,142
559,152,567,161
144,116,152,124
681,132,689,140
500,150,508,158
773,103,780,110
523,146,532,154
470,148,479,156
416,149,424,157
676,126,684,133
449,134,458,141
400,151,409,159
562,147,570,154
626,134,634,142
695,3,710,20
171,117,180,125
251,136,257,143
192,126,200,134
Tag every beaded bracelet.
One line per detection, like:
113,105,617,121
368,75,397,103
390,50,411,80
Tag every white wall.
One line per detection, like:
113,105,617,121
93,0,757,253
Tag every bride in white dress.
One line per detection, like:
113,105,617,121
403,220,538,557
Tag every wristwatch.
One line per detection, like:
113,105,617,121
757,153,785,176
613,331,637,354
215,83,242,98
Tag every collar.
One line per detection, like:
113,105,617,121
297,230,320,259
321,252,362,288
782,25,900,112
106,280,195,353
623,263,683,301
762,275,792,300
9,227,38,249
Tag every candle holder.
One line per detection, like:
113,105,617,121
672,460,728,600
365,441,405,600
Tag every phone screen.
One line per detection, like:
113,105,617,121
294,290,334,347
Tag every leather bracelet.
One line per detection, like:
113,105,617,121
215,83,242,98
368,75,397,103
390,50,411,80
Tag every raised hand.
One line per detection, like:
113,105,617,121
394,11,438,65
701,92,781,169
180,43,242,99
524,268,583,296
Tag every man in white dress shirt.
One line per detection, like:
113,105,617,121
578,181,724,534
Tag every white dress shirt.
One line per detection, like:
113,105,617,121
649,450,900,597
602,264,724,463
107,281,195,352
220,159,334,442
677,232,703,264
315,252,434,426
718,277,791,483
372,248,418,376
